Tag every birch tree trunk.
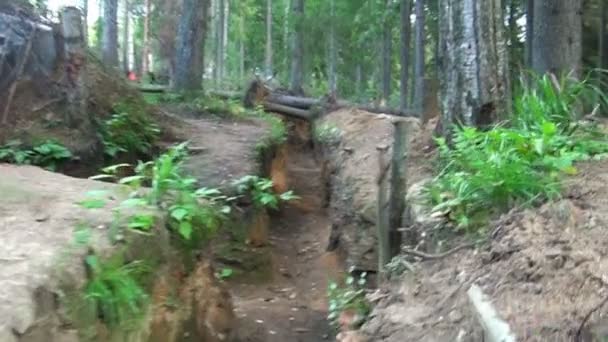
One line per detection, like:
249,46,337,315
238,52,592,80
102,0,119,67
381,0,392,105
121,0,129,73
438,0,510,137
412,0,425,113
328,0,337,94
174,0,210,90
142,0,151,74
266,0,273,76
532,0,582,77
400,0,411,112
290,0,305,94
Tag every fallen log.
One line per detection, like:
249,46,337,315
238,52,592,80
262,101,313,121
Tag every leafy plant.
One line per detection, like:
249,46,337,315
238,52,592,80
0,139,72,170
101,100,160,157
83,254,149,329
215,267,234,280
427,72,608,232
327,271,370,329
313,122,342,145
233,175,298,210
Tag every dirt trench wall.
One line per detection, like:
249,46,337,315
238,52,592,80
315,109,429,272
0,165,235,342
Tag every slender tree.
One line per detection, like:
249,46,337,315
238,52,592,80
412,0,425,113
532,0,582,76
600,0,607,69
142,0,151,75
381,0,392,104
174,0,210,90
525,0,533,68
399,0,411,111
102,0,119,67
290,0,305,94
328,0,337,94
121,0,129,73
265,0,273,76
438,0,510,136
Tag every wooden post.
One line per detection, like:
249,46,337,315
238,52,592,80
376,144,391,277
388,120,409,253
60,7,88,127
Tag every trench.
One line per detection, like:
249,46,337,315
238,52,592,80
228,118,343,341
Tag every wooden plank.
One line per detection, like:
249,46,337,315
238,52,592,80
467,284,516,342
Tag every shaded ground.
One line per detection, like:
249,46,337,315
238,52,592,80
362,158,608,341
230,132,341,342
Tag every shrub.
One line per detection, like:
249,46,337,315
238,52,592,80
83,254,149,329
428,72,608,232
0,139,72,171
101,101,160,157
327,271,370,329
233,175,298,210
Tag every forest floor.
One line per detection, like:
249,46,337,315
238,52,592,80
230,147,341,341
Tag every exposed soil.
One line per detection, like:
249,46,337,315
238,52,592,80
362,158,608,341
230,123,342,342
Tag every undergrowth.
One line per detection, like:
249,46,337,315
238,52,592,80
327,270,370,330
428,72,608,233
101,100,160,158
233,175,298,210
0,139,72,171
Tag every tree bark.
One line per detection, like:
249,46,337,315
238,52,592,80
532,0,582,77
290,0,305,94
525,0,533,68
240,11,245,80
265,0,273,76
102,0,119,67
173,0,210,91
216,0,225,82
121,0,129,73
60,7,88,127
600,0,608,69
400,0,411,112
438,0,510,137
328,0,337,94
412,0,425,113
142,0,151,74
382,0,392,104
388,120,408,256
222,0,229,79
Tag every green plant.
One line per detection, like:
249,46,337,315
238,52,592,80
0,139,72,170
427,72,608,232
215,267,234,280
327,271,370,329
313,122,342,145
101,100,160,157
83,254,149,329
233,175,298,210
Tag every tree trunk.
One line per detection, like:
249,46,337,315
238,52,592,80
102,0,119,67
290,0,304,94
600,0,608,69
240,12,245,80
265,0,273,77
438,0,510,137
82,0,88,44
216,0,225,82
525,0,533,68
532,0,582,77
328,0,337,94
173,0,210,91
222,0,229,79
121,0,129,73
142,0,151,75
382,0,392,105
413,0,425,113
284,0,290,75
355,64,362,98
400,0,411,112
60,7,88,127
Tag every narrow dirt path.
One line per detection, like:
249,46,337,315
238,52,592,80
232,138,343,341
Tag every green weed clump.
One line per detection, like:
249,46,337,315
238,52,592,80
428,73,608,232
101,100,160,157
327,271,370,329
0,139,72,171
83,254,149,329
233,175,298,210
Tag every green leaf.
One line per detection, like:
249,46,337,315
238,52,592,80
171,207,189,221
178,221,193,240
78,198,107,209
